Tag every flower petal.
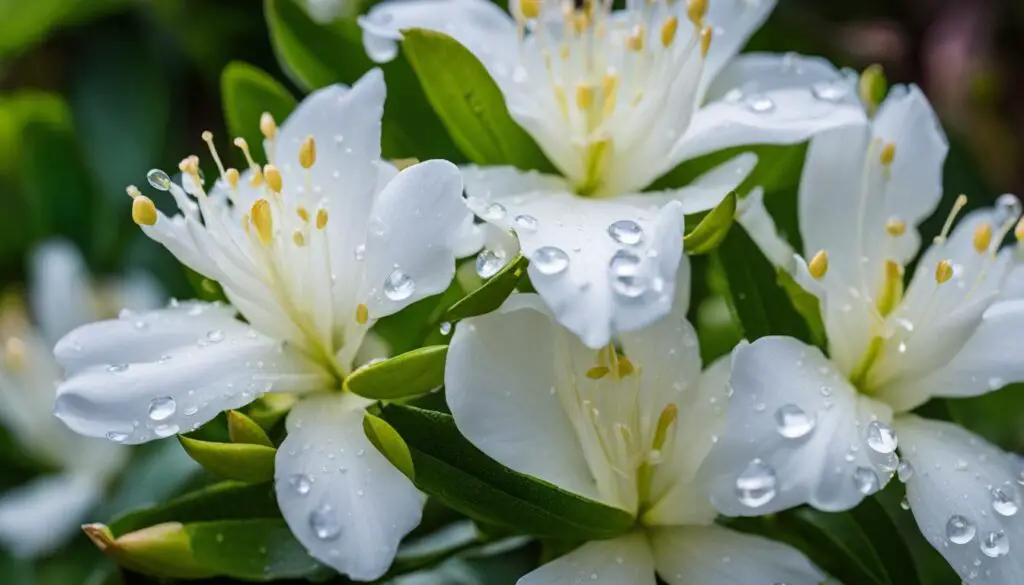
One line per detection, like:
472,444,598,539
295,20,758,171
702,336,896,516
0,472,103,558
632,152,757,215
54,302,331,445
361,159,470,317
650,524,826,585
445,295,603,502
275,393,424,581
518,532,655,585
895,415,1024,584
700,0,777,95
28,240,97,344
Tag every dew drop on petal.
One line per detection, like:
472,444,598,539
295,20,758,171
853,466,880,495
946,515,976,545
309,505,341,541
609,250,647,299
354,244,366,262
106,431,128,443
383,269,415,301
148,396,176,421
735,458,777,508
154,424,180,438
866,420,898,454
514,214,538,232
288,474,312,496
531,246,569,276
107,364,129,373
607,220,643,245
745,94,775,113
991,486,1019,517
475,248,507,278
773,404,815,439
206,329,225,343
897,460,914,483
146,169,171,191
980,530,1009,558
483,203,507,221
810,80,850,103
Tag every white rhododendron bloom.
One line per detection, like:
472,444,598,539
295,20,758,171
703,85,1024,582
359,0,865,347
444,262,829,584
51,70,471,580
0,240,161,558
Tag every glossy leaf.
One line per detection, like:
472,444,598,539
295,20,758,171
444,253,528,322
178,436,276,484
221,61,297,169
848,494,921,585
364,412,416,479
109,481,280,536
227,410,274,447
186,519,325,580
781,508,891,585
378,404,635,540
345,345,448,400
683,191,737,255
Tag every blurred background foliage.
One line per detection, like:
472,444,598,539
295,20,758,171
1,0,1023,582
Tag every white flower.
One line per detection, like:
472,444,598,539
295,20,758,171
702,85,1024,583
359,0,865,348
0,240,160,558
51,70,471,581
444,268,828,584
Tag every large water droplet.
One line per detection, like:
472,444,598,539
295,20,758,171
475,248,506,278
148,396,176,421
946,515,976,544
288,474,312,496
810,80,850,102
609,250,647,299
531,246,569,275
866,420,898,454
897,460,914,483
383,268,415,301
773,404,815,439
607,220,643,245
980,530,1009,558
994,193,1022,226
745,94,775,113
853,467,880,495
147,169,171,191
309,505,341,540
514,214,538,232
483,203,507,221
991,486,1019,517
735,458,777,508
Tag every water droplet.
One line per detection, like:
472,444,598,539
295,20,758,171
723,88,744,103
946,515,976,544
735,458,777,508
309,505,341,540
146,169,171,191
988,377,1005,390
900,496,910,510
853,467,880,495
154,424,179,438
745,94,775,113
439,322,452,336
288,474,312,496
383,268,415,301
483,203,507,221
897,460,914,483
810,80,850,102
991,486,1019,517
148,396,176,421
980,530,1010,558
106,431,128,443
774,404,816,439
183,405,199,416
866,420,898,454
107,363,129,373
514,214,538,232
531,246,569,275
994,193,1022,226
475,248,507,278
607,220,643,245
354,244,366,261
609,250,647,299
206,329,225,343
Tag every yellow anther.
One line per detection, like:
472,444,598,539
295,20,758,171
660,16,679,47
299,136,317,169
225,168,240,188
700,25,713,57
250,199,274,245
601,74,619,116
586,366,609,380
880,142,896,167
131,196,158,226
249,168,264,187
316,208,328,229
3,337,25,372
935,194,968,243
808,250,828,280
935,259,953,284
264,164,283,193
973,222,993,253
572,11,589,34
355,303,369,325
875,260,904,317
626,25,645,52
1016,217,1024,242
260,112,277,140
686,0,707,24
575,83,594,109
885,217,906,237
615,355,635,378
652,403,678,451
292,230,306,247
296,206,310,223
520,0,541,19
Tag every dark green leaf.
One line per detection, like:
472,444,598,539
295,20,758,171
445,253,528,322
179,436,277,483
345,345,448,400
782,508,891,585
849,495,921,585
874,482,960,585
186,519,325,580
379,404,635,540
109,481,280,536
221,61,297,170
683,191,736,255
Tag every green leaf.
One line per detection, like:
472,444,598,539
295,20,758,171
186,519,325,580
402,28,554,172
85,523,215,580
0,0,127,57
378,404,635,540
178,436,276,483
715,222,811,342
221,61,297,169
777,269,826,348
445,253,528,322
364,412,415,479
109,481,280,536
227,410,274,447
848,495,921,585
874,482,960,585
345,345,448,400
683,191,737,255
245,394,299,430
781,508,892,585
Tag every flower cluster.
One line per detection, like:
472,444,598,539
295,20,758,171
18,0,1021,583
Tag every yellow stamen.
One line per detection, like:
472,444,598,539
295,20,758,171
299,136,316,169
1016,217,1024,242
201,131,227,178
879,142,896,167
935,259,953,284
131,196,158,226
233,137,259,169
260,112,277,140
264,164,283,193
626,25,645,51
660,16,678,47
586,366,609,380
316,208,328,229
699,25,713,57
973,222,993,253
686,0,707,25
241,213,250,234
4,337,26,372
250,199,274,245
652,403,678,451
575,83,594,109
875,260,903,317
355,303,369,325
520,0,541,19
602,74,619,117
572,11,589,34
808,250,828,280
292,230,306,247
935,194,968,244
885,217,906,237
225,168,240,188
296,206,310,223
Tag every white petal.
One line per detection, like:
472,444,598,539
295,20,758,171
517,532,655,585
699,0,777,95
0,473,102,558
675,54,866,164
359,0,517,68
54,302,331,445
632,152,758,215
445,295,603,501
650,524,826,585
461,165,570,201
275,393,424,581
736,187,794,269
28,240,96,344
361,159,469,317
895,415,1024,584
702,336,896,516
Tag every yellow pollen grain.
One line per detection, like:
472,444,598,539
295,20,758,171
808,250,828,280
626,25,645,52
660,16,678,47
225,168,240,188
316,208,328,229
131,196,158,226
520,0,541,19
296,206,310,222
700,25,713,57
355,303,369,325
880,142,896,167
935,259,953,284
686,0,707,25
973,222,993,253
885,217,906,237
299,136,317,169
292,230,306,247
250,199,274,245
586,366,609,380
260,112,277,140
4,337,25,372
264,164,283,193
575,83,594,109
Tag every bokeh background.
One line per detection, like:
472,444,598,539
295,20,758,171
0,0,1022,582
